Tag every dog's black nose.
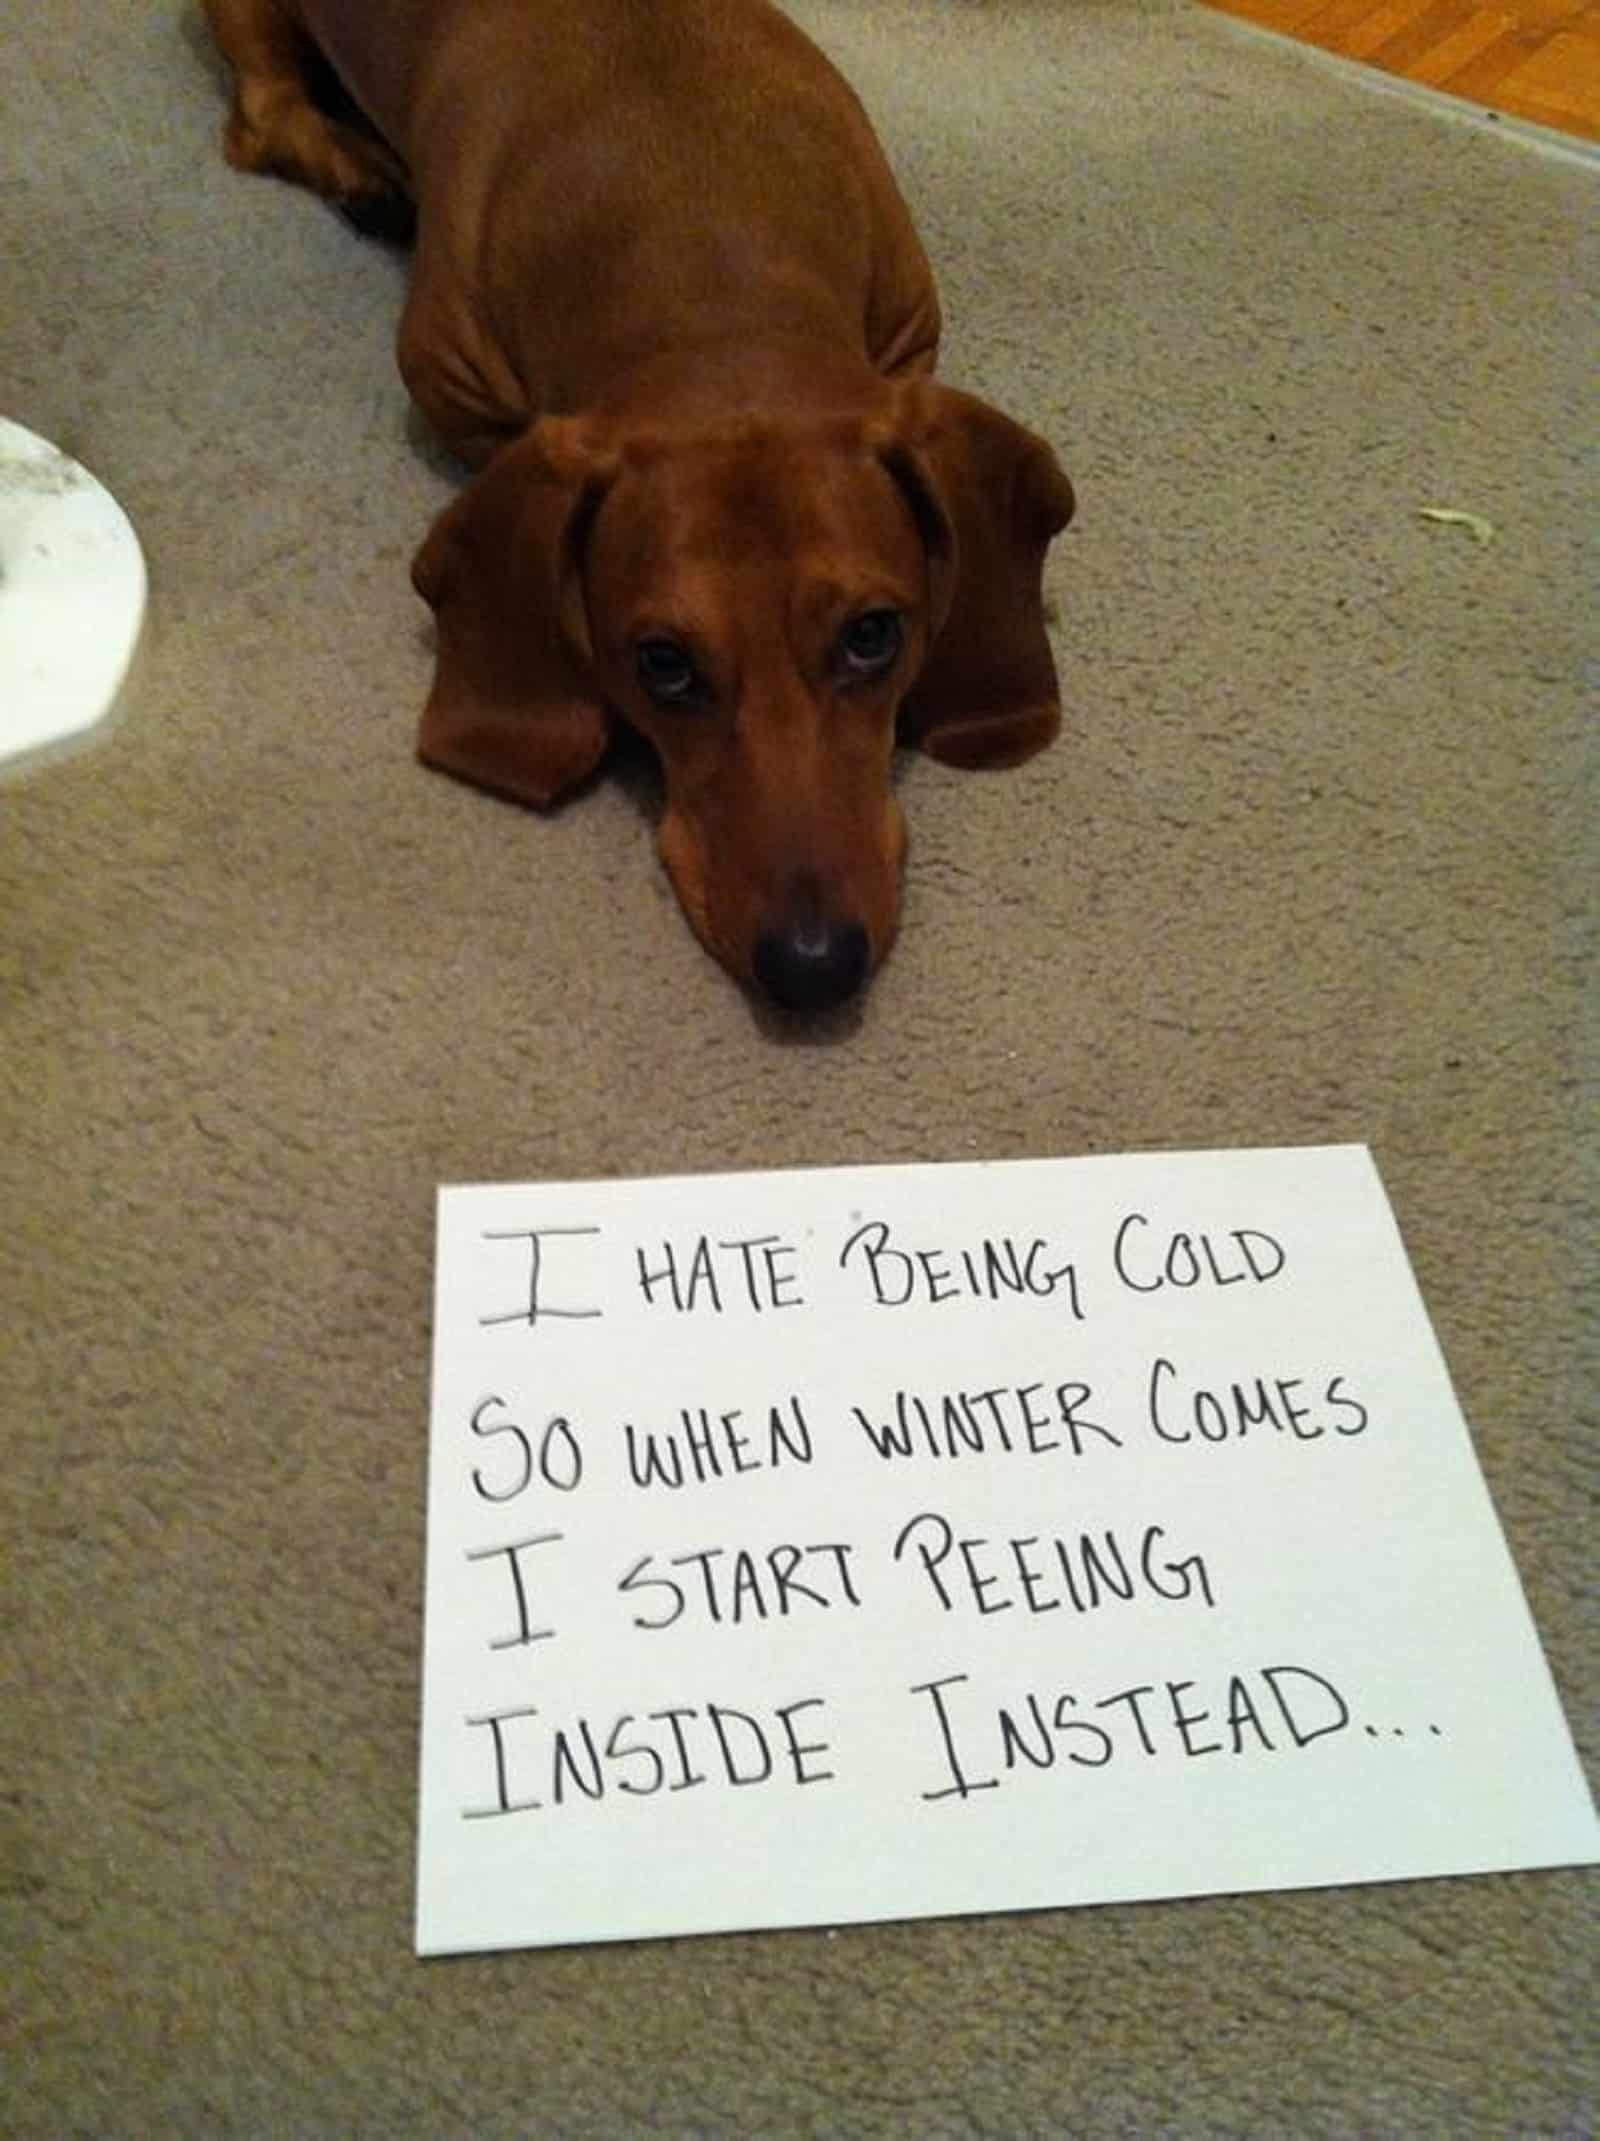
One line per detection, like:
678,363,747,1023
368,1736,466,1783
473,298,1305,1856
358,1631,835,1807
753,917,870,1011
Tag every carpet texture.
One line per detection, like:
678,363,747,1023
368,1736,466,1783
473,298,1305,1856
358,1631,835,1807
2,1,1594,2131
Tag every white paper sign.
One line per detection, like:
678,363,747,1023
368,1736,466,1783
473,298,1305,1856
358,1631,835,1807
416,1145,1597,1955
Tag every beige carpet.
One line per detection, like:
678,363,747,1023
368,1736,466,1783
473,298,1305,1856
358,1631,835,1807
3,1,1594,2131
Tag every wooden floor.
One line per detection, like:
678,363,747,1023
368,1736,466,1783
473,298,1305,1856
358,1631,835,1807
1202,0,1600,141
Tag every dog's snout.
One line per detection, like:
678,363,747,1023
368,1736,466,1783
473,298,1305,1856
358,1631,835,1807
753,915,870,1012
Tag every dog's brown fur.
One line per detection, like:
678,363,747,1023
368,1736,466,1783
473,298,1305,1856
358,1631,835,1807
203,0,1074,1007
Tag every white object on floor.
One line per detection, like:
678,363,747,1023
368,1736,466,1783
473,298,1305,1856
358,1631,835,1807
0,416,146,773
417,1145,1600,1958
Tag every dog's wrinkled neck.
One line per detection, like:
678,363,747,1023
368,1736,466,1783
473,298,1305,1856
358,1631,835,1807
564,337,897,441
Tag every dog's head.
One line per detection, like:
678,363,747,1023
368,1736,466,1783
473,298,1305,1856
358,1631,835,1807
412,352,1073,1010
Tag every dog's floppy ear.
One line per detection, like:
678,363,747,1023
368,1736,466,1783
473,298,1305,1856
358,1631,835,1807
411,419,616,807
883,381,1074,770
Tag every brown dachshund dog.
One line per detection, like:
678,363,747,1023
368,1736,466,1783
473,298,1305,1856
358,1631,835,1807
204,0,1074,1009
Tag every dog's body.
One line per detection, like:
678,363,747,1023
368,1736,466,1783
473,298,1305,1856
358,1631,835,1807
205,0,1074,1007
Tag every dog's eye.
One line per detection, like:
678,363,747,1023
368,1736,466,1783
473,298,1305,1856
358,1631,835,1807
635,637,700,704
839,608,903,676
